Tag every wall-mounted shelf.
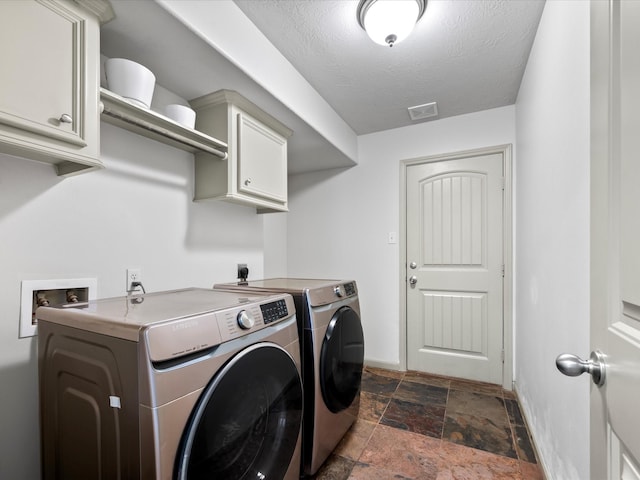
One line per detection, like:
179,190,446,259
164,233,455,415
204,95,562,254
99,88,228,159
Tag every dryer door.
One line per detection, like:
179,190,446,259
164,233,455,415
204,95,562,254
175,343,302,480
319,306,365,413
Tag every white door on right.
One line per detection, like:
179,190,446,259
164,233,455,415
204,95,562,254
588,1,640,478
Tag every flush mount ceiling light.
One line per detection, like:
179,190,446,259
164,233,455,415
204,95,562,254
357,0,427,47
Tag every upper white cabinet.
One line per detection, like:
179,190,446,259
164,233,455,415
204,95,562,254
191,90,292,213
0,0,108,176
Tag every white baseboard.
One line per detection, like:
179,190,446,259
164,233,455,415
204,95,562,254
364,359,404,372
513,382,549,480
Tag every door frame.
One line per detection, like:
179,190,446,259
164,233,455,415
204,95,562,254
399,144,513,390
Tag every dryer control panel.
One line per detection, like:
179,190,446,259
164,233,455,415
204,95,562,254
344,282,356,296
307,281,358,307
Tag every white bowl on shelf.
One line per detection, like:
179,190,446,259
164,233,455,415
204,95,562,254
164,104,196,129
105,58,156,108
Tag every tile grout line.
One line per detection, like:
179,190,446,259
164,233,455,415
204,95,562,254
503,393,523,469
506,391,546,479
351,369,405,472
439,381,451,442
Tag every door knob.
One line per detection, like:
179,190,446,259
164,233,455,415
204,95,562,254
409,275,418,286
556,351,606,387
59,113,73,124
409,261,417,269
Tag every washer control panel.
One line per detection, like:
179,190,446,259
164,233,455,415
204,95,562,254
145,293,295,360
218,304,263,340
217,294,294,342
237,310,255,329
260,299,289,324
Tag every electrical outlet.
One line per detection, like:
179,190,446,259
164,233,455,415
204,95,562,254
237,263,248,279
126,268,142,292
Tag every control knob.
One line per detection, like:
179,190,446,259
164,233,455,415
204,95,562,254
334,285,344,298
237,310,255,330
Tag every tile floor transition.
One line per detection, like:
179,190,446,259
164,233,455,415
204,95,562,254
311,367,544,480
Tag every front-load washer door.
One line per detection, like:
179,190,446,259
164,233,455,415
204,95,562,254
175,343,302,480
319,306,365,413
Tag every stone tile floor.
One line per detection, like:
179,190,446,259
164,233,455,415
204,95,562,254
310,367,544,480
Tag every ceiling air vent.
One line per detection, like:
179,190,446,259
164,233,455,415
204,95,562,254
408,102,438,121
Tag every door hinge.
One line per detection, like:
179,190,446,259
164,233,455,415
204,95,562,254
501,177,505,191
501,350,505,363
502,264,505,277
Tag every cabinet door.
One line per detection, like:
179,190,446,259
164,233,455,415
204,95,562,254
0,0,101,174
236,111,287,203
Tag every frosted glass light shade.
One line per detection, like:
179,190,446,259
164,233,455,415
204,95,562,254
358,0,425,47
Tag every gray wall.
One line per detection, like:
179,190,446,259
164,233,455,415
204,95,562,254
287,105,516,367
515,1,590,478
0,122,267,478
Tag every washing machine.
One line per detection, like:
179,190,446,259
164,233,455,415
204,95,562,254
214,278,365,476
37,287,302,480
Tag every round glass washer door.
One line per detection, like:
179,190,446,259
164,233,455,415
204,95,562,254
320,306,365,413
175,343,302,480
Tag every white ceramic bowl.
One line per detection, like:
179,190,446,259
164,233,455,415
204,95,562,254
105,58,156,108
164,104,196,129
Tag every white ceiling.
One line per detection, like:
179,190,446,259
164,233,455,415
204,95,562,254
233,0,546,135
100,0,545,173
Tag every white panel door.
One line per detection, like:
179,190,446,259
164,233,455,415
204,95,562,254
406,152,504,384
589,1,640,478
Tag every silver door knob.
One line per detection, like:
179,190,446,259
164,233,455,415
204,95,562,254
556,350,606,387
59,113,73,124
409,261,417,269
409,275,418,286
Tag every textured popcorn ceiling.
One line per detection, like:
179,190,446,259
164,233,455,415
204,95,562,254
234,0,545,135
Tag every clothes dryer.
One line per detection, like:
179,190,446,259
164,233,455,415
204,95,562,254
37,288,302,480
214,278,365,476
